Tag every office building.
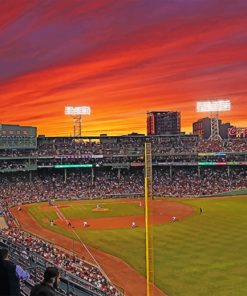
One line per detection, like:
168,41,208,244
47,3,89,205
147,111,181,135
193,117,232,139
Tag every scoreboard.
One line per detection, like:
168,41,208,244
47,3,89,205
0,124,37,149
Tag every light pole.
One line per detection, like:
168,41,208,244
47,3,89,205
65,106,91,137
196,99,231,140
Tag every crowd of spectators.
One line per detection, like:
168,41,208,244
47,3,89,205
0,170,143,202
0,137,246,159
36,137,247,155
0,149,36,157
198,139,247,153
153,167,247,196
0,168,246,203
0,160,31,171
0,229,120,295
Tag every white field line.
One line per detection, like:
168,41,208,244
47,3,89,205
53,205,112,284
72,229,112,284
54,205,69,224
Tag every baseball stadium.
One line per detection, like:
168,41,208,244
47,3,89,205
0,125,246,296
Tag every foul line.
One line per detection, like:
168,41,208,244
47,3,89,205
53,205,112,284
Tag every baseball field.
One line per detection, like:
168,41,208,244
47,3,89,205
11,195,247,296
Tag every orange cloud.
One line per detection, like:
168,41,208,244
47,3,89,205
0,0,246,135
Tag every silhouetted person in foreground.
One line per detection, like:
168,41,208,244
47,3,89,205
30,266,60,296
0,248,30,296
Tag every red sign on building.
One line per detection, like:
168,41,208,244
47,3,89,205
228,127,247,138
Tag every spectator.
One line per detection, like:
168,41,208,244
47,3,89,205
0,248,30,296
30,266,60,296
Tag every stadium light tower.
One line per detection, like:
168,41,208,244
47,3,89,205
196,99,231,140
65,106,91,137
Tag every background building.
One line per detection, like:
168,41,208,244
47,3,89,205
147,111,181,135
193,117,232,139
0,124,37,149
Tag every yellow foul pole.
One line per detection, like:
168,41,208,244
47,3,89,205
144,142,154,296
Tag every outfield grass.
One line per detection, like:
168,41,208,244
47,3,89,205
27,197,247,296
153,197,247,296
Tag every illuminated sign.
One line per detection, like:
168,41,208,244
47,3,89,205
228,127,247,138
198,162,247,166
54,164,93,168
65,106,91,115
198,153,226,156
54,155,103,159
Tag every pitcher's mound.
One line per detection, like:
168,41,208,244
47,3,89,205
92,208,109,212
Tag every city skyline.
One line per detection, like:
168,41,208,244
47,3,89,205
0,0,247,136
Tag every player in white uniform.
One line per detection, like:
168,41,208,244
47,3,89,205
131,221,136,228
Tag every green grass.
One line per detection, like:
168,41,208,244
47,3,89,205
152,197,247,296
27,197,247,296
27,203,75,240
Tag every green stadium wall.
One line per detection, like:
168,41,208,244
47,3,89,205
207,188,247,197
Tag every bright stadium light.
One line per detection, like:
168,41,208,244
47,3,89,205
196,99,231,140
65,106,91,115
64,106,91,137
196,100,231,112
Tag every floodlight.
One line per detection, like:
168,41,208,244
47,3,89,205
64,106,91,137
65,106,91,115
196,99,231,140
196,100,231,113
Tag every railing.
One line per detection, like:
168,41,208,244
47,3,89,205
0,236,120,296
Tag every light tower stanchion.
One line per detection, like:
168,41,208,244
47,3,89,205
196,99,231,141
210,111,221,140
144,142,154,296
72,115,82,137
65,106,91,138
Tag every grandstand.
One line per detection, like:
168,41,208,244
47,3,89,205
0,132,246,295
0,233,119,296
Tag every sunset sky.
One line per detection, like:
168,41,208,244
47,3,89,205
0,0,246,136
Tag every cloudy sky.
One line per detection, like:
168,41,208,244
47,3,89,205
0,0,246,136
